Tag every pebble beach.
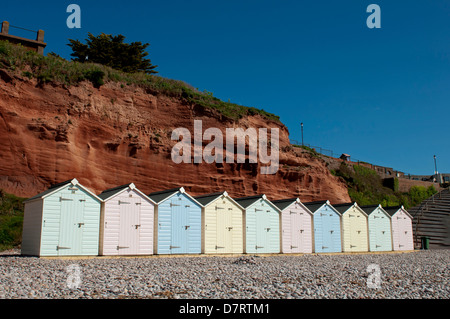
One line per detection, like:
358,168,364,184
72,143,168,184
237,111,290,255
0,249,448,299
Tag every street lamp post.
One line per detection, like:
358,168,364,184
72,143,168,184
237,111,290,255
434,155,440,184
301,123,304,147
434,155,438,175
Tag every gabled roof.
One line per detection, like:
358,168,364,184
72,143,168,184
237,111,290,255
271,197,313,215
148,187,203,207
194,191,245,210
98,184,131,200
383,205,412,219
99,183,156,204
302,200,342,216
302,200,328,213
271,198,298,211
359,204,380,215
234,194,281,212
332,203,355,214
194,192,224,206
383,206,403,217
24,178,102,203
234,195,266,209
148,187,183,203
334,202,368,217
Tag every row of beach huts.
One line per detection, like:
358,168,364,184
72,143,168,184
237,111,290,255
21,178,414,257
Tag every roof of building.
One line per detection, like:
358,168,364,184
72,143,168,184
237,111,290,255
26,179,74,202
24,178,102,203
302,200,328,213
234,195,266,208
271,198,298,211
148,188,182,203
383,206,403,217
359,204,381,215
331,203,354,214
194,192,224,206
98,184,132,201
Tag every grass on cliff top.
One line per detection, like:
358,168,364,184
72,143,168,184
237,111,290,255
333,162,438,209
0,189,25,251
0,40,280,122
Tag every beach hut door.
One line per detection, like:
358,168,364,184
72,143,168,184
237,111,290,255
58,193,86,256
118,197,141,255
170,197,188,254
290,211,301,252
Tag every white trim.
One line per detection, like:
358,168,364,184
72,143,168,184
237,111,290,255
394,206,413,220
101,184,156,205
245,195,282,213
155,188,204,208
200,192,245,211
24,179,102,204
312,200,342,216
372,205,392,220
343,203,369,218
295,198,314,216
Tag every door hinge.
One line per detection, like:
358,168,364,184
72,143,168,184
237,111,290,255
255,246,264,249
216,246,225,250
117,246,130,250
170,246,181,249
119,201,130,205
57,246,71,250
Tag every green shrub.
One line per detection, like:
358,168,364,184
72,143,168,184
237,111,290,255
0,190,26,250
84,69,105,88
333,163,438,209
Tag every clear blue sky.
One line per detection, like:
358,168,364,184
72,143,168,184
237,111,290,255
1,0,449,175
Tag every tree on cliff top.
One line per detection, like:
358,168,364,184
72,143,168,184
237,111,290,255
68,33,158,74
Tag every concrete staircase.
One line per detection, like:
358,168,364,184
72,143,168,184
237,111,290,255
410,188,450,249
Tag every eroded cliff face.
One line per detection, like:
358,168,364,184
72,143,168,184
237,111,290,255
0,71,350,203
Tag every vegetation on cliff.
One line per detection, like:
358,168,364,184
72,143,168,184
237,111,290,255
0,190,25,251
332,162,438,209
0,40,280,122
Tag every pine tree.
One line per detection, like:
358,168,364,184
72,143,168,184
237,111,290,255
68,33,158,74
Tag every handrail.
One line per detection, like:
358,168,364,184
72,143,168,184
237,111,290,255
413,188,449,247
9,25,37,33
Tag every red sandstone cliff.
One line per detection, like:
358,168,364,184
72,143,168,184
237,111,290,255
0,71,350,203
